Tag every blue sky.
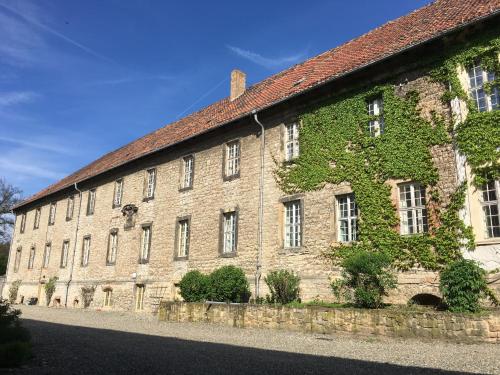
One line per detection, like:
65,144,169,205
0,0,429,198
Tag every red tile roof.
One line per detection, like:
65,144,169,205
16,0,500,209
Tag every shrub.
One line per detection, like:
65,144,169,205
439,259,498,313
8,280,22,304
44,277,58,307
179,271,210,302
264,270,301,304
208,266,250,303
0,299,31,368
80,285,96,308
332,250,396,309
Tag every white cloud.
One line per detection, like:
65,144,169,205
0,91,38,106
0,135,74,155
227,45,306,69
0,157,66,180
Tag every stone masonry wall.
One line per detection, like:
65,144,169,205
158,302,500,344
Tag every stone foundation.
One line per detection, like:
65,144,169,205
158,301,500,343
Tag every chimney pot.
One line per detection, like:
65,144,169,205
230,69,246,101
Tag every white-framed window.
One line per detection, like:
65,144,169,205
481,180,500,238
468,62,499,112
399,183,428,235
34,207,41,229
87,189,96,215
81,236,91,267
285,122,299,161
337,194,358,242
66,196,74,220
27,247,35,270
222,211,237,254
19,213,26,233
177,219,190,258
48,202,57,225
284,200,302,248
135,285,145,310
60,240,69,268
14,247,21,273
43,242,51,268
144,168,156,199
107,230,118,265
104,289,113,307
113,179,123,207
181,155,194,189
225,140,240,178
140,225,152,262
367,97,384,137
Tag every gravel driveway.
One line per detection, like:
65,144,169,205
5,305,500,374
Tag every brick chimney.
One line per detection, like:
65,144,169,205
230,69,246,101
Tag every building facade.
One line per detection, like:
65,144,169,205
4,0,500,312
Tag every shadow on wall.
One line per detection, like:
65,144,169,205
17,319,473,375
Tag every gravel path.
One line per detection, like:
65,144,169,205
5,305,500,374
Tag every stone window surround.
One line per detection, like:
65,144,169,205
336,193,359,243
48,202,57,226
174,215,191,261
106,228,119,266
42,241,51,269
86,188,97,216
14,247,22,273
283,122,300,162
112,178,124,209
135,284,145,311
222,139,241,182
81,235,91,267
139,222,153,264
179,154,195,192
27,246,35,270
19,213,26,234
66,195,74,221
33,207,41,229
143,168,157,201
60,239,70,269
279,194,305,252
398,182,428,235
218,206,239,257
367,96,385,137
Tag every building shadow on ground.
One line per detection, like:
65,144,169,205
11,319,471,375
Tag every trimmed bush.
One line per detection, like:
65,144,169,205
179,270,210,302
0,299,31,368
208,266,250,303
332,251,396,309
439,259,498,313
264,270,301,304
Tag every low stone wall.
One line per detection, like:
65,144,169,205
158,301,500,343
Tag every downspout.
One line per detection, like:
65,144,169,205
65,182,83,307
252,110,265,300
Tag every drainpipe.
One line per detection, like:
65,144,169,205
64,182,83,307
252,110,265,300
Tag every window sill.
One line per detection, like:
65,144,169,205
223,173,240,182
179,186,193,193
106,262,116,266
476,239,500,246
174,256,189,261
142,196,154,202
219,252,237,258
112,204,122,209
279,246,307,255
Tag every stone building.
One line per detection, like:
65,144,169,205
3,0,500,312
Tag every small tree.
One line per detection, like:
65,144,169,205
264,270,301,304
179,270,210,302
208,266,250,303
8,280,21,304
80,285,96,308
440,259,498,313
0,179,22,243
44,277,58,307
332,250,396,308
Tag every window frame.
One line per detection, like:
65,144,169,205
336,193,359,243
86,188,96,216
135,284,145,311
480,179,500,239
104,288,113,307
284,122,300,161
14,247,22,273
42,242,51,269
60,240,70,269
113,179,124,208
223,139,241,181
467,62,499,113
19,213,26,234
367,96,384,137
106,229,119,265
219,209,238,257
398,182,428,235
81,235,91,267
27,246,35,270
48,202,57,226
143,168,157,201
174,216,191,260
139,223,152,264
33,207,41,229
180,155,195,191
281,196,304,250
66,196,74,221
